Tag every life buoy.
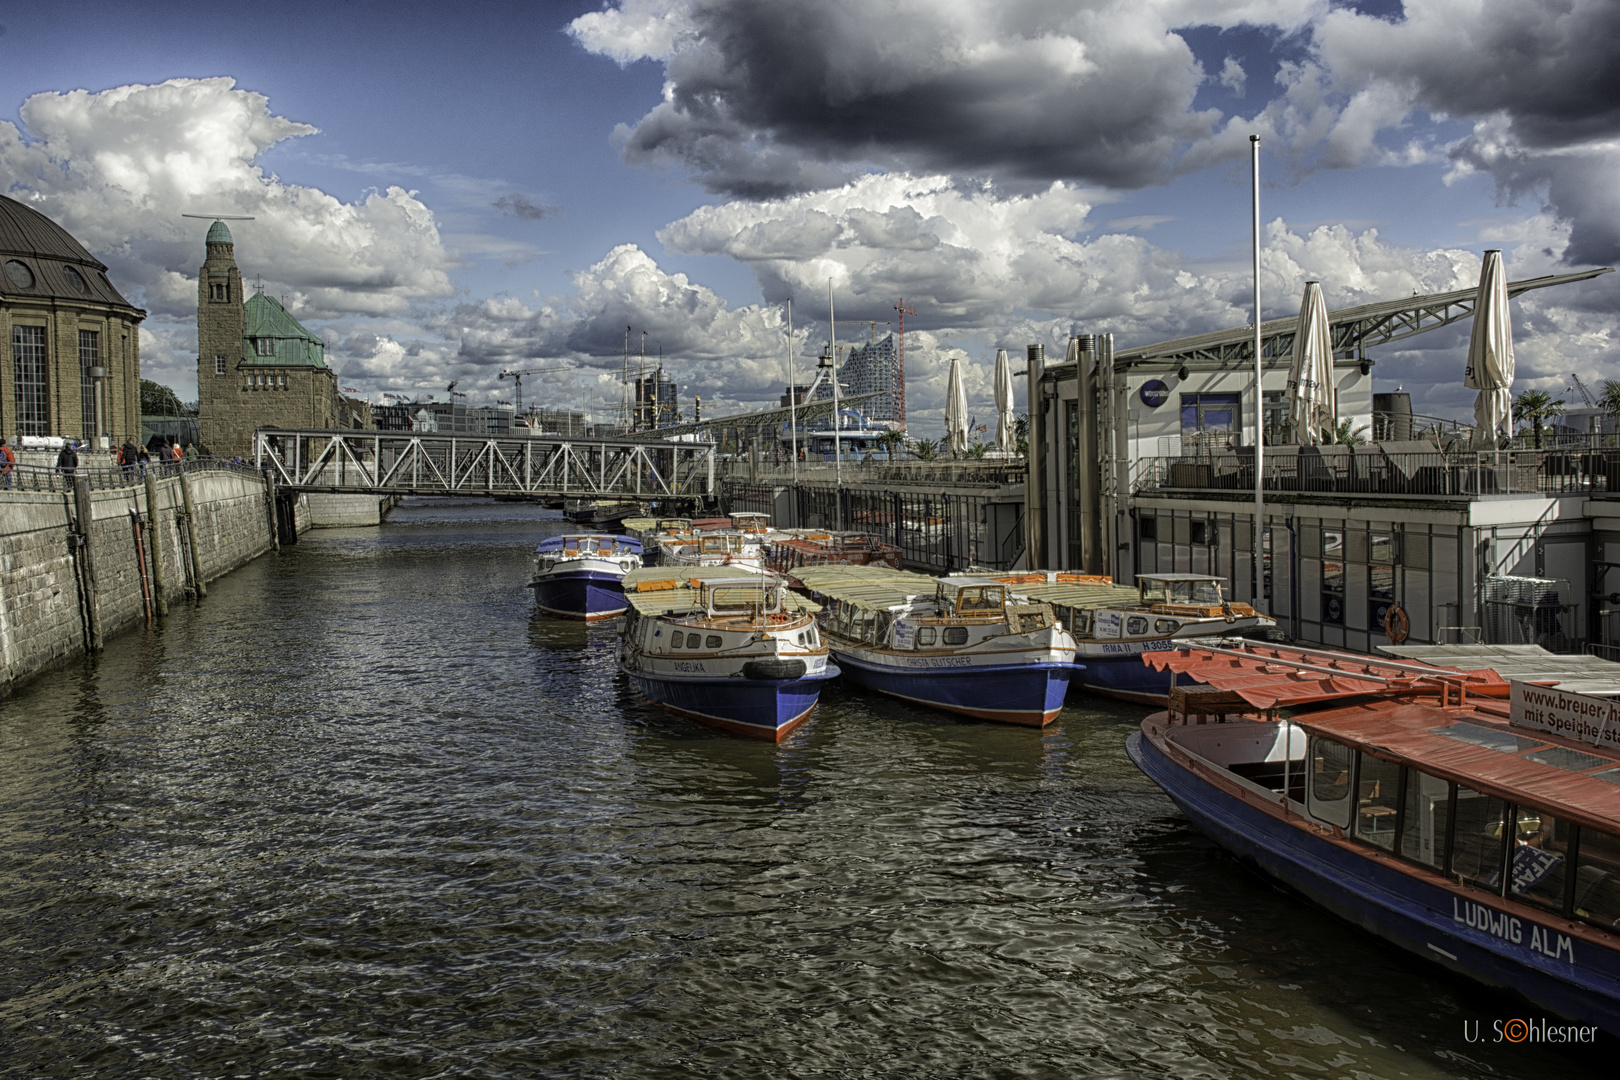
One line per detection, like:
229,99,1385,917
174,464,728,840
1383,604,1410,644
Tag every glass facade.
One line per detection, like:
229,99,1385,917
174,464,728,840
79,329,98,440
13,325,49,436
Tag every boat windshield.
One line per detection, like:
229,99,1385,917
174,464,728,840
1141,577,1223,606
944,584,1006,615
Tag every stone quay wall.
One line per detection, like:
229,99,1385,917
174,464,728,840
0,465,285,695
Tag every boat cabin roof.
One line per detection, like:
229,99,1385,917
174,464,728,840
795,565,941,611
1138,573,1225,583
621,567,819,617
1381,644,1620,698
1296,699,1620,834
533,533,642,555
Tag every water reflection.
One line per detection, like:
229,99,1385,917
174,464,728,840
0,497,1608,1078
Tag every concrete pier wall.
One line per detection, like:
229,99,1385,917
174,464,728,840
0,467,282,695
304,493,397,528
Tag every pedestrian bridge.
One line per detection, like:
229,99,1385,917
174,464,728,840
254,429,717,500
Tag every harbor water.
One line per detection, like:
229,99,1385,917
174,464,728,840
0,499,1606,1078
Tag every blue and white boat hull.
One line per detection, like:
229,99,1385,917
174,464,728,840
832,649,1079,726
530,566,629,621
623,663,840,740
1127,727,1620,1033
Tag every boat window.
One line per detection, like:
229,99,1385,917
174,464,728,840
1523,746,1611,772
1307,737,1354,828
1073,609,1092,635
1399,769,1451,871
1155,618,1179,635
1450,786,1509,892
1508,808,1573,914
1353,754,1401,852
705,634,723,649
917,626,937,646
807,626,818,647
1125,616,1150,636
1434,722,1545,754
943,627,969,646
671,632,685,648
1169,580,1222,605
797,632,806,645
1139,579,1168,604
1574,827,1620,930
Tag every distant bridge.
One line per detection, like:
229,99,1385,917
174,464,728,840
254,429,718,500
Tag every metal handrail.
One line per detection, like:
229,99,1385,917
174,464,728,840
0,456,259,494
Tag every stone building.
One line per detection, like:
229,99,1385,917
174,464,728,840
0,195,145,446
196,221,342,454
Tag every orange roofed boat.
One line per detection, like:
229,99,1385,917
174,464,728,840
1128,641,1620,1035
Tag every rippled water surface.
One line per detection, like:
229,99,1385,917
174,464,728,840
0,499,1609,1078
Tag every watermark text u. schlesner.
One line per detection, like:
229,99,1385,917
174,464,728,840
1463,1018,1599,1044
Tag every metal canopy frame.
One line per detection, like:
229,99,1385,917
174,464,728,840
254,429,717,499
1045,267,1613,375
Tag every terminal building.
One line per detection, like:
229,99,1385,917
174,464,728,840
0,195,145,447
195,220,349,455
1027,265,1619,656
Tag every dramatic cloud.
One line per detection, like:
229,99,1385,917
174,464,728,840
1296,0,1620,262
571,0,1322,196
491,193,554,220
0,78,459,321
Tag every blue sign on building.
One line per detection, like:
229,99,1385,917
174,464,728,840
1139,379,1169,408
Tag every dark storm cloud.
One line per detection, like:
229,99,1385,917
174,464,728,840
594,0,1221,197
1317,0,1620,263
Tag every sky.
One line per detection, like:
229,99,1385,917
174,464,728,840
1,0,1616,434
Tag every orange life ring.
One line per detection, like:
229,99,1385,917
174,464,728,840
1383,604,1410,644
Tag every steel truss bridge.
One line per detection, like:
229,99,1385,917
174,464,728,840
255,429,718,500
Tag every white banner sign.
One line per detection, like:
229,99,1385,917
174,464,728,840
1510,680,1620,751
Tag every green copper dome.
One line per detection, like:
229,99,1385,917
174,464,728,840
206,220,233,245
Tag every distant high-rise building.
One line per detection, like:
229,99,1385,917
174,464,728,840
634,367,677,429
815,333,900,427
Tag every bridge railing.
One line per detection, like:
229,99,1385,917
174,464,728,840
254,429,717,499
0,456,260,494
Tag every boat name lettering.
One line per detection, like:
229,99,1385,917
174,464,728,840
1099,640,1173,654
1452,897,1575,964
672,661,708,673
901,656,974,668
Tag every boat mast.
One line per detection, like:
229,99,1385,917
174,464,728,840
1251,134,1267,617
830,278,842,531
787,298,798,489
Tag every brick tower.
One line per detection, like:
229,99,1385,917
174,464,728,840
196,220,244,453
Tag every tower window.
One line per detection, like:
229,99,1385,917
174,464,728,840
215,354,227,375
255,337,275,357
211,283,229,302
79,330,99,440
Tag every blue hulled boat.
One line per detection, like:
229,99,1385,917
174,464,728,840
528,534,643,620
954,571,1275,705
1128,642,1620,1034
617,568,839,740
796,566,1081,727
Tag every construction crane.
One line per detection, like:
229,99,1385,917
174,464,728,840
499,365,574,415
1568,372,1598,408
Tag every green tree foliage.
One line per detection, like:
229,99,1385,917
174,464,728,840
140,379,186,416
910,437,938,461
1512,389,1565,449
876,429,907,462
1327,419,1370,446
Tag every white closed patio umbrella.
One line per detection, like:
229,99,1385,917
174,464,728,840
1285,281,1337,444
993,348,1015,453
945,355,969,456
1466,249,1514,450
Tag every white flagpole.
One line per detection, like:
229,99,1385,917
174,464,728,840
830,279,842,530
1251,134,1267,616
787,298,798,487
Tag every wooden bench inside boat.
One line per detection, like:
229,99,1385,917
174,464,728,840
1169,686,1251,724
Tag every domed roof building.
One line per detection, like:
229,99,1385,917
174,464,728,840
0,195,145,446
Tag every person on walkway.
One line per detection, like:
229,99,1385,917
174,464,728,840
0,438,15,489
118,440,138,478
56,440,78,479
183,442,197,460
169,439,183,464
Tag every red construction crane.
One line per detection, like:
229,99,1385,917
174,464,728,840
892,298,916,429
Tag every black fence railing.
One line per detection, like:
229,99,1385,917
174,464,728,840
723,481,1020,573
0,457,261,494
1136,449,1620,499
